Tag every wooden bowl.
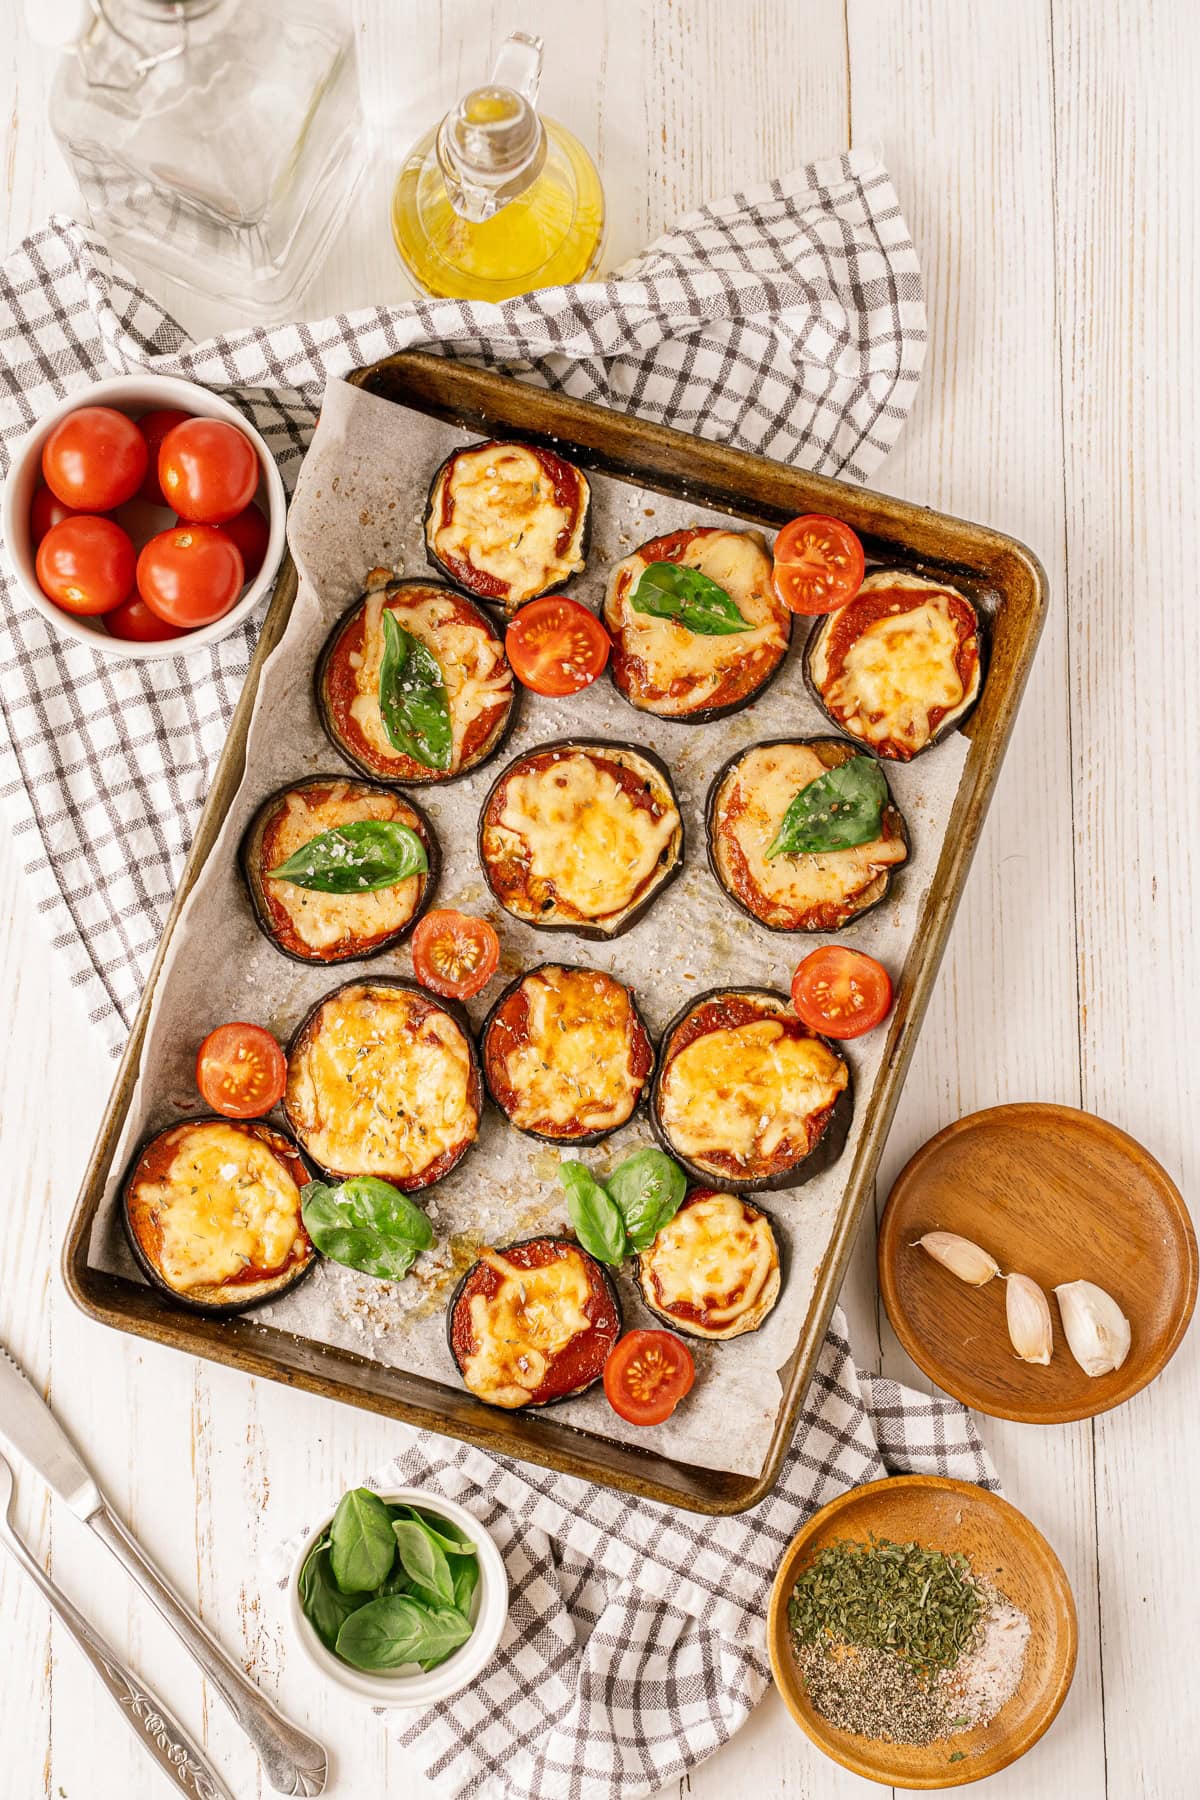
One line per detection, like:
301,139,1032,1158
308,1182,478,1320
766,1475,1077,1788
878,1103,1197,1422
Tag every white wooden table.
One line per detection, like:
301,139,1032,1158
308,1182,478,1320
1,3,1196,1797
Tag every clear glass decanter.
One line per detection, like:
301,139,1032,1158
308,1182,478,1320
33,0,364,316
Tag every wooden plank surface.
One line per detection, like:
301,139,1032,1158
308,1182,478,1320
0,2,1195,1797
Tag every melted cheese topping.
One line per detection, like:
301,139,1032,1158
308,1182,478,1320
142,1123,303,1294
716,744,906,914
605,530,787,713
264,785,423,952
286,986,477,1179
643,1194,779,1333
501,967,644,1132
430,445,586,602
346,589,512,769
494,752,680,922
811,572,980,755
460,1248,594,1408
660,1015,848,1165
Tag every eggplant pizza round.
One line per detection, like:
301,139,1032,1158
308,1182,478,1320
636,1189,781,1340
481,963,655,1144
284,977,481,1189
316,575,518,784
805,570,984,760
478,739,684,938
447,1236,622,1410
240,775,438,964
650,987,852,1191
603,526,791,721
706,737,908,933
425,440,590,611
123,1118,315,1315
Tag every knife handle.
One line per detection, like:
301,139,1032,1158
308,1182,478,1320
89,1503,328,1798
0,1519,236,1800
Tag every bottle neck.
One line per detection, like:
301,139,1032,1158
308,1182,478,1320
435,85,547,223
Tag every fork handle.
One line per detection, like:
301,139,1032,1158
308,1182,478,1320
0,1520,235,1800
89,1502,327,1797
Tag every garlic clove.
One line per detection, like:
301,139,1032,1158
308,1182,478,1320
1053,1280,1131,1377
914,1231,1000,1286
1005,1272,1053,1365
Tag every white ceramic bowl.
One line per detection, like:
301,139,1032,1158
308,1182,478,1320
1,372,287,661
288,1488,509,1707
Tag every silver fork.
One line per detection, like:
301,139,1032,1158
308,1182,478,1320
0,1450,235,1800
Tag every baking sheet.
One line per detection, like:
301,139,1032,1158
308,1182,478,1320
87,377,968,1477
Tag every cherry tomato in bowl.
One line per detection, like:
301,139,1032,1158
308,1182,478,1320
196,1022,287,1119
137,524,245,628
209,501,271,581
104,594,189,644
30,486,79,545
505,596,611,696
158,417,260,524
135,408,192,506
411,909,500,1000
35,515,136,616
772,514,865,615
604,1329,695,1426
42,405,148,512
791,945,893,1040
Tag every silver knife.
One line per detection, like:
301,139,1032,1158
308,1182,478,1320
0,1345,327,1798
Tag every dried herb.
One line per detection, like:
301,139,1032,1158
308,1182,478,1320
787,1535,984,1674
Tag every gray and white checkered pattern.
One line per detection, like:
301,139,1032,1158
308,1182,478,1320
274,1313,996,1800
0,148,924,1051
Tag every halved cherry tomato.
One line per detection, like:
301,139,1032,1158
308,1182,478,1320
42,406,148,511
603,1329,695,1426
208,501,270,581
158,417,259,524
36,515,136,616
411,909,500,999
137,525,244,628
104,594,189,643
30,486,79,545
791,945,893,1039
135,408,192,505
505,596,611,696
196,1022,287,1118
772,514,865,615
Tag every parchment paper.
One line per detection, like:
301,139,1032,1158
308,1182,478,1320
88,377,968,1477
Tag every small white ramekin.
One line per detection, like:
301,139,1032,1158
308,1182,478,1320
287,1488,510,1707
1,372,287,662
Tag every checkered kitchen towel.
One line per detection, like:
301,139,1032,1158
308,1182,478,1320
0,147,924,1052
273,1314,997,1800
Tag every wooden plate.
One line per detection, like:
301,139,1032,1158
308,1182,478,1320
878,1103,1197,1423
767,1475,1077,1788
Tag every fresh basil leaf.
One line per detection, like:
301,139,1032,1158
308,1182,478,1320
392,1519,455,1607
334,1596,473,1672
766,755,890,859
398,1505,476,1557
301,1177,435,1281
299,1537,368,1650
629,561,750,635
267,819,428,893
606,1148,687,1253
452,1554,480,1617
375,1565,411,1599
329,1488,397,1594
378,609,452,770
559,1160,628,1265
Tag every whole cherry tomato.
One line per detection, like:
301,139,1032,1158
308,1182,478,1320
104,594,189,643
135,408,193,506
137,525,245,628
208,501,270,581
36,515,136,616
30,486,79,545
158,418,259,524
42,406,148,511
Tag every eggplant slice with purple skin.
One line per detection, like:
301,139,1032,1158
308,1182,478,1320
480,962,656,1145
284,976,482,1190
478,738,684,940
315,574,520,786
240,774,440,965
424,439,591,613
446,1236,622,1410
603,525,792,723
122,1117,317,1317
649,986,853,1193
705,737,909,934
635,1189,783,1340
803,569,987,761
